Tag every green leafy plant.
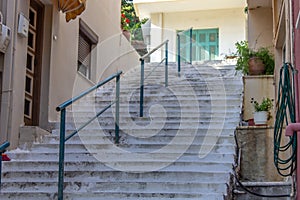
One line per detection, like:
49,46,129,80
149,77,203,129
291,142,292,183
251,97,273,112
121,0,148,40
255,47,275,75
235,41,275,75
235,40,251,75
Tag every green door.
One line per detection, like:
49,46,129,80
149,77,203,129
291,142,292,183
179,28,219,61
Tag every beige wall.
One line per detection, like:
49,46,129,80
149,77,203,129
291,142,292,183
150,8,246,62
0,0,30,148
243,75,275,126
272,0,293,101
48,0,140,122
0,0,140,148
248,7,273,50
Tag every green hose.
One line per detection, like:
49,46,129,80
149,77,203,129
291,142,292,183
274,63,297,177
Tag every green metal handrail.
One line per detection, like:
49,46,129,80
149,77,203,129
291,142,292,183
139,40,169,117
177,27,193,75
0,141,10,191
56,71,122,200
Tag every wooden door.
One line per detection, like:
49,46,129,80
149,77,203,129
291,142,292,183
24,0,44,125
179,28,219,61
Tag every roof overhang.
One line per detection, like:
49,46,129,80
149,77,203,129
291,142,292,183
133,0,247,18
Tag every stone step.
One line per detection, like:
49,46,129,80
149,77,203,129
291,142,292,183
92,96,241,102
26,143,235,155
0,181,228,194
43,134,235,145
66,123,238,131
51,127,237,136
67,118,239,127
2,160,233,173
7,151,235,163
0,192,225,200
2,170,231,184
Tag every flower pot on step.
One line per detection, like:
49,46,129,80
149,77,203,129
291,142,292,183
253,111,268,125
122,30,131,41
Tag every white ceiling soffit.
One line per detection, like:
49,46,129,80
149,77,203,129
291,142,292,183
133,0,246,17
247,0,272,9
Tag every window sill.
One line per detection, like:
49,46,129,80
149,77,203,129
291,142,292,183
77,71,95,85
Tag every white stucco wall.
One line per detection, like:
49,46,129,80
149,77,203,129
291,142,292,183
150,8,246,62
0,0,140,148
248,7,273,50
49,0,140,122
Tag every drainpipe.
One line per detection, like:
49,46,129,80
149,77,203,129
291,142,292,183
286,123,300,200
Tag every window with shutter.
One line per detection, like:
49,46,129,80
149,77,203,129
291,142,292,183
77,20,98,80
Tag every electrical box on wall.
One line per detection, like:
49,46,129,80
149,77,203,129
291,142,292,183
0,16,11,53
18,13,29,37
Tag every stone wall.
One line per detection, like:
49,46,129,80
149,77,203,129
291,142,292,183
236,126,286,182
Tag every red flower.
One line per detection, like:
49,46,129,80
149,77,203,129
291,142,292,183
125,18,130,23
121,13,125,18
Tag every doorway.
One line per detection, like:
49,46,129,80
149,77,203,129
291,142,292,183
24,0,44,126
179,28,219,61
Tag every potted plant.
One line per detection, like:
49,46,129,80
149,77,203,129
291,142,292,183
251,97,273,125
121,0,148,41
235,41,275,75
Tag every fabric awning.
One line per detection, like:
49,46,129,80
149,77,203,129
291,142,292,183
54,0,87,22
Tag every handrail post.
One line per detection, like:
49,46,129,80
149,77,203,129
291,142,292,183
165,41,168,87
140,59,145,117
177,34,181,76
58,109,66,200
189,28,192,64
115,74,120,143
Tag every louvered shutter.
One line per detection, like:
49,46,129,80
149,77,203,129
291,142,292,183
78,34,91,67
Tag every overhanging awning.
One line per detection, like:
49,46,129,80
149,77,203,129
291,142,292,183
54,0,87,22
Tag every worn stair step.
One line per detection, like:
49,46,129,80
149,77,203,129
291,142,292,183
1,181,228,194
43,134,235,144
69,123,238,131
2,170,231,184
51,127,236,136
66,110,241,117
0,191,226,200
70,105,241,112
7,151,235,163
2,160,233,173
26,143,235,154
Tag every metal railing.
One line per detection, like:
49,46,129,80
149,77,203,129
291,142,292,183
0,141,10,191
56,71,122,200
177,27,193,75
139,40,169,117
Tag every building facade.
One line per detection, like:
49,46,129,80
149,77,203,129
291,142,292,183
0,0,139,148
248,0,300,198
133,0,247,62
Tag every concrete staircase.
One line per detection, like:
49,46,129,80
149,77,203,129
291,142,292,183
0,61,243,199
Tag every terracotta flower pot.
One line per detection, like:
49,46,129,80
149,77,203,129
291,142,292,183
248,57,265,75
122,30,131,41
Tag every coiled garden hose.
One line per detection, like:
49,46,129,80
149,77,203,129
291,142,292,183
274,63,297,177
